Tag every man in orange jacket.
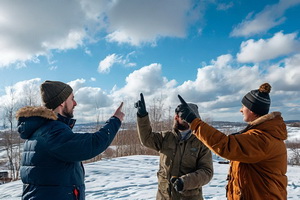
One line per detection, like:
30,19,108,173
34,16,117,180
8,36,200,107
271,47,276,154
177,83,287,200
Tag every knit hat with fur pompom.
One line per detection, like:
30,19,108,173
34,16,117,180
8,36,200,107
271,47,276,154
241,83,271,116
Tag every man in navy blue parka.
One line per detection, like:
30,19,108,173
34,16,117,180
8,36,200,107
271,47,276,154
16,80,125,200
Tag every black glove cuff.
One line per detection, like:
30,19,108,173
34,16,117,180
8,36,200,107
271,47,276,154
186,112,197,123
137,112,148,118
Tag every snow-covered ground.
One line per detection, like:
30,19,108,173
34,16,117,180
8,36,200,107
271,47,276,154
0,155,299,200
287,126,300,142
0,124,299,199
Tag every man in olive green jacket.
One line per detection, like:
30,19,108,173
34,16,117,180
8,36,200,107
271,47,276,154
135,93,213,200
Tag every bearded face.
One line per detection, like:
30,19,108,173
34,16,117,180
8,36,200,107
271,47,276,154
173,117,189,132
61,94,76,118
62,102,74,118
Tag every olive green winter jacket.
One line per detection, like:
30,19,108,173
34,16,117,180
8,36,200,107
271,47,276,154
137,115,213,200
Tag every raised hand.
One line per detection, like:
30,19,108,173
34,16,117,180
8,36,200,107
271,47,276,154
113,102,125,121
177,95,198,123
134,93,148,117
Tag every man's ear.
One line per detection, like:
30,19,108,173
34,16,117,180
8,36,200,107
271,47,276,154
250,110,260,118
53,102,64,114
59,101,65,107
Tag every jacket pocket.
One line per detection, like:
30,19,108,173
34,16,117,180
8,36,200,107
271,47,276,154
22,184,77,200
181,187,201,197
157,175,170,196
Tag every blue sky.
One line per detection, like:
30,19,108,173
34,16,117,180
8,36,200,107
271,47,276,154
0,0,300,123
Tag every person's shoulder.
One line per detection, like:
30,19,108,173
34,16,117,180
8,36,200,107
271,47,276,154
47,119,65,127
28,120,65,139
46,120,72,134
190,134,207,145
161,130,175,138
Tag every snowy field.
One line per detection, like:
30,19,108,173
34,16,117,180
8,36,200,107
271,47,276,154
0,155,299,200
0,124,299,199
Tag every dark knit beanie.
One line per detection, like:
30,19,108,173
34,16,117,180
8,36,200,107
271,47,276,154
241,83,271,116
40,80,73,109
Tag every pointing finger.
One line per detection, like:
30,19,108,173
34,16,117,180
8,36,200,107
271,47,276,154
117,102,124,111
178,95,188,105
140,93,145,104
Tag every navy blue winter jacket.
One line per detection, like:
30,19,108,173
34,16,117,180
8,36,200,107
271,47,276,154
16,106,121,200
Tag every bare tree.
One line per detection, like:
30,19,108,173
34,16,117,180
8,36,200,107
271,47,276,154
167,106,173,130
22,82,40,107
2,87,21,180
113,98,138,157
84,95,168,159
149,95,164,132
1,110,7,129
94,96,102,130
286,140,300,166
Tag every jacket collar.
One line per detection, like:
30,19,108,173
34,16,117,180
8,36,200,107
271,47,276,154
180,129,192,141
57,114,76,129
232,111,284,136
248,112,282,126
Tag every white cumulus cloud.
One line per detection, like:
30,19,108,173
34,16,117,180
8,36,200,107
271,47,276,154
0,0,89,67
0,78,42,117
231,0,300,37
115,63,175,98
0,0,205,67
105,0,196,45
237,31,300,63
98,54,123,73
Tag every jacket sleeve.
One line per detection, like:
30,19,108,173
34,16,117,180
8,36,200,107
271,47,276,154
190,118,271,163
181,141,214,190
137,115,164,151
46,116,121,162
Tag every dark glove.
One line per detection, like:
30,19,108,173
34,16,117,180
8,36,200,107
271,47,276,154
170,177,184,192
176,95,198,123
134,93,148,117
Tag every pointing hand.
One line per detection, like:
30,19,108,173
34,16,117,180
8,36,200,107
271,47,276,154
176,95,198,123
134,93,148,117
113,102,125,121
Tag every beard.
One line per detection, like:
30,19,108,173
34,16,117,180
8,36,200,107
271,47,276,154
62,103,74,118
173,120,189,132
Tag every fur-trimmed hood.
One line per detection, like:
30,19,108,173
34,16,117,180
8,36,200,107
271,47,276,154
16,106,57,120
16,106,57,139
247,111,287,140
249,111,281,126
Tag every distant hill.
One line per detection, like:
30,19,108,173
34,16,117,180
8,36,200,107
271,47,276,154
285,120,300,123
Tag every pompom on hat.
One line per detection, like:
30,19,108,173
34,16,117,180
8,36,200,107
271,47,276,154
241,83,271,116
40,80,73,109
